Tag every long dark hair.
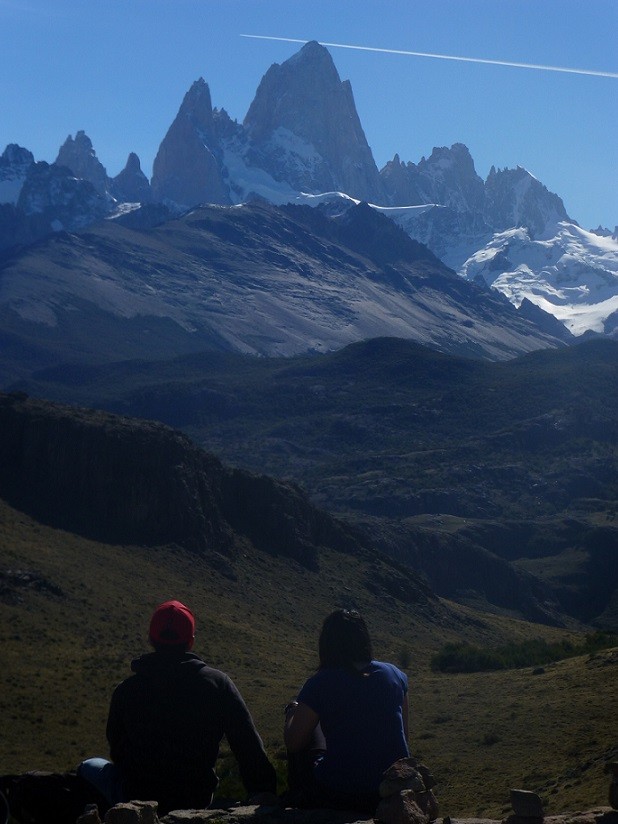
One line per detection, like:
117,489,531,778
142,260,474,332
318,609,373,672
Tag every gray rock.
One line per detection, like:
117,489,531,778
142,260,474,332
56,131,109,196
379,759,427,797
151,79,230,208
105,800,159,824
78,804,102,824
509,789,544,818
244,41,385,203
376,790,429,824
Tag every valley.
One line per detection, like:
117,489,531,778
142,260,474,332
10,337,617,628
0,391,616,817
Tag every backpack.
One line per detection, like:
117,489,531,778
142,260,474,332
0,771,109,824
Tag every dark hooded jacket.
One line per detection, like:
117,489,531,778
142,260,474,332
106,651,276,813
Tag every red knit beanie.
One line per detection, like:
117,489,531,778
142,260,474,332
149,600,195,646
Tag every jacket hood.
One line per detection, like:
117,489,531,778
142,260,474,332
130,650,207,678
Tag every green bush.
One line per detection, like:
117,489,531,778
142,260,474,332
431,632,617,673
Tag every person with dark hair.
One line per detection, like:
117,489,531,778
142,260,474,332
78,600,277,814
284,609,409,812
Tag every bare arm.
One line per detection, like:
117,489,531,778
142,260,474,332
402,692,409,740
284,701,320,753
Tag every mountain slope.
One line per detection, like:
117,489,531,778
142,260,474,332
0,201,568,384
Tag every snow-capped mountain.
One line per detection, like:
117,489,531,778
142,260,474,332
380,144,486,216
0,143,110,249
460,221,618,337
0,40,615,342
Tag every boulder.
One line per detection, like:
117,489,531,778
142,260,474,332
510,789,544,819
375,790,428,824
105,800,158,824
605,762,618,809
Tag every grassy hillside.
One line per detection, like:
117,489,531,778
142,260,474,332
1,498,615,818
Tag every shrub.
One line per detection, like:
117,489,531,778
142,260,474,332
431,632,618,673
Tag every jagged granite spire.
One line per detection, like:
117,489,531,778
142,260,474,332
110,152,152,204
484,165,570,236
55,131,109,195
151,78,230,207
381,143,486,214
0,144,35,205
243,41,385,202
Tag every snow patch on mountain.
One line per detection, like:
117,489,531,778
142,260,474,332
460,222,618,335
222,138,362,212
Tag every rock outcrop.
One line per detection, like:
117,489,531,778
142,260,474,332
79,799,618,824
379,146,573,259
17,161,109,228
0,392,437,605
0,144,35,205
0,144,110,251
381,145,486,217
484,166,569,237
377,758,439,824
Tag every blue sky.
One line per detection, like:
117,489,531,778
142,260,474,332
2,0,616,229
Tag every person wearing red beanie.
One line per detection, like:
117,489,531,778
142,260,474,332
78,600,276,814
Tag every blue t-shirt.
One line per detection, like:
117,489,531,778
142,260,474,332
297,660,409,794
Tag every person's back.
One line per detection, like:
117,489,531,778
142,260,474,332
80,600,276,814
298,660,408,795
108,650,261,810
284,609,410,811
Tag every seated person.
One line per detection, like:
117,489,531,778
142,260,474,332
284,608,409,812
79,600,276,814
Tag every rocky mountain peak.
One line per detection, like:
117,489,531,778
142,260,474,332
150,77,230,207
286,38,335,67
243,41,384,202
110,152,152,204
177,78,216,140
484,165,570,236
16,160,110,229
124,152,142,173
381,143,485,214
0,144,35,205
55,130,109,195
1,143,35,168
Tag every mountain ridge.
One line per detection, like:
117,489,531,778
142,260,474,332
0,200,570,385
1,41,615,338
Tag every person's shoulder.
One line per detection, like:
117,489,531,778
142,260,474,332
188,657,245,695
372,660,408,683
186,655,230,682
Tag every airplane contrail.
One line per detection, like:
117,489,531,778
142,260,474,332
240,34,618,79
